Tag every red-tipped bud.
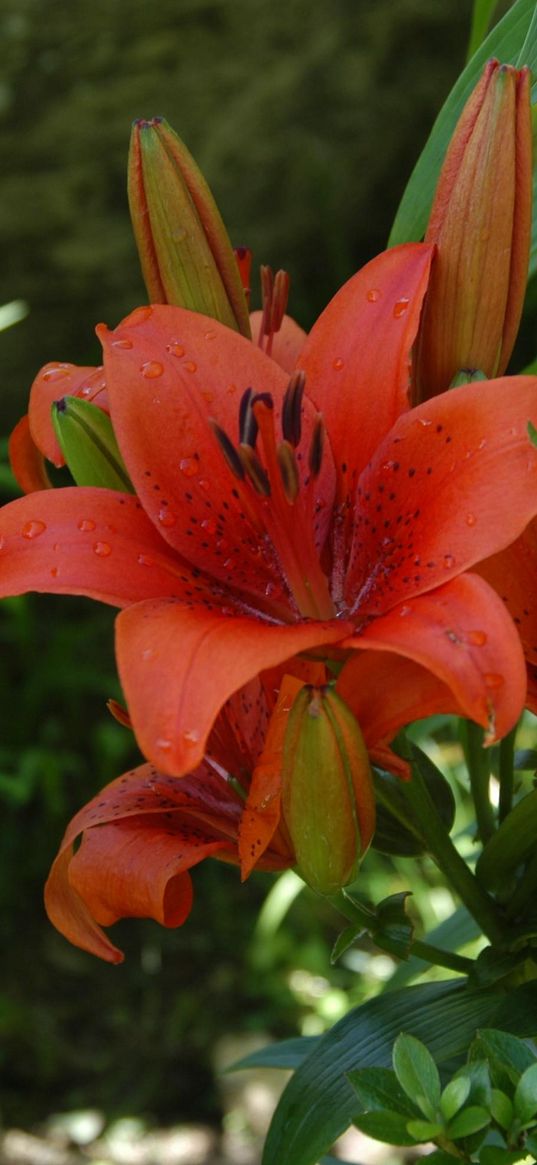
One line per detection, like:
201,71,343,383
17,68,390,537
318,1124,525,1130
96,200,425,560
128,118,251,337
281,685,375,894
415,60,532,401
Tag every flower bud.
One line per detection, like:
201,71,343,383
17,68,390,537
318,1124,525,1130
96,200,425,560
52,397,133,491
128,118,251,337
415,60,532,401
281,684,375,894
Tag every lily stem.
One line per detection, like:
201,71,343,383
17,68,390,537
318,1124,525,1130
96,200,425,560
460,721,496,844
329,892,473,974
498,728,516,824
401,749,505,947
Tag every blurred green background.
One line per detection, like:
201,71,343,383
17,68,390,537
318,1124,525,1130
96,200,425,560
0,0,490,1148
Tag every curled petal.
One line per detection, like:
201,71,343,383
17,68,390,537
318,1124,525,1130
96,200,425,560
478,518,537,665
8,415,52,494
29,363,108,467
344,573,526,742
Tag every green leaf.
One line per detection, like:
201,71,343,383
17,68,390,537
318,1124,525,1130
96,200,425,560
347,1067,418,1117
514,1062,537,1123
471,947,526,988
458,1059,492,1108
440,1075,472,1122
480,1150,533,1165
490,1089,514,1130
427,1153,463,1165
261,980,505,1165
388,906,480,990
228,1034,318,1072
389,0,537,249
467,0,502,60
471,1029,536,1087
331,922,364,965
354,1109,420,1145
373,750,455,857
476,789,537,891
393,1033,441,1120
406,1117,443,1140
447,1105,491,1139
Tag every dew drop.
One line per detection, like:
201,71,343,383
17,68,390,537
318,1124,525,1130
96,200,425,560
141,360,164,379
77,518,96,532
366,288,380,303
80,385,93,396
128,306,153,326
156,737,172,752
484,672,504,689
201,517,216,535
21,520,46,539
332,357,344,371
0,536,5,552
183,728,201,745
142,647,156,661
184,360,197,374
138,553,155,567
52,543,60,551
443,554,455,569
172,226,187,242
42,366,69,383
198,478,210,491
223,557,234,569
399,605,412,617
466,512,477,527
393,297,410,318
226,383,237,395
50,566,59,578
111,338,133,350
158,508,176,528
217,538,229,552
265,581,275,597
201,389,214,403
204,329,217,341
93,541,112,557
468,629,487,647
416,417,432,428
180,457,198,477
166,341,185,357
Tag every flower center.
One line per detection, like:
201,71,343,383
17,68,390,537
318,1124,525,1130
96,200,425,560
210,374,336,621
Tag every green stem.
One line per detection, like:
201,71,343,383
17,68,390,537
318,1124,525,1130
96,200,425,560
401,751,505,947
505,846,537,921
498,728,515,824
402,940,474,975
460,721,496,844
329,893,473,975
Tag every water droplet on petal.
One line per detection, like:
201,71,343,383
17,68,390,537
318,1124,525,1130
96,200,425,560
93,541,112,557
332,357,344,371
180,457,198,477
142,647,156,661
0,536,5,552
468,630,487,646
443,554,455,569
172,226,187,242
183,729,201,745
226,383,237,395
393,297,410,318
156,737,172,752
141,360,164,379
111,338,133,350
166,341,185,357
184,361,197,374
42,367,70,383
416,417,432,428
366,288,380,303
78,518,96,532
21,520,46,539
158,508,176,527
201,390,214,403
128,306,153,326
484,672,504,689
50,566,59,578
399,605,412,616
138,554,155,567
201,517,216,535
204,330,216,341
198,478,210,491
265,581,275,597
466,513,477,527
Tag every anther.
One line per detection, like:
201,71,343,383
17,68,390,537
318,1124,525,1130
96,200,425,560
277,441,300,503
239,388,258,448
239,444,271,496
209,418,245,480
251,392,274,412
309,414,325,477
281,371,306,447
270,270,290,334
234,247,252,308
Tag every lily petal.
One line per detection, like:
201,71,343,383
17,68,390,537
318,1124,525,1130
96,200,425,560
346,375,537,613
99,306,335,611
478,518,537,665
29,363,108,467
250,310,307,372
0,487,225,607
344,573,526,741
115,597,353,775
8,415,52,494
297,243,434,500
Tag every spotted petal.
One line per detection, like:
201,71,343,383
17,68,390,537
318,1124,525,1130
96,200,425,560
344,573,526,742
478,518,537,666
115,597,353,775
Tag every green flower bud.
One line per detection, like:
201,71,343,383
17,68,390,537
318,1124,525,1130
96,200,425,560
52,397,133,492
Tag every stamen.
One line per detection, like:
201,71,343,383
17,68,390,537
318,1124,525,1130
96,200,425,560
277,440,300,503
209,418,245,480
270,270,290,334
239,444,271,496
234,246,252,308
282,371,306,447
258,265,291,357
309,414,325,477
239,387,258,448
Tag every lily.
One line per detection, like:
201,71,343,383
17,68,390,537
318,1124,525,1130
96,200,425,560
2,243,537,777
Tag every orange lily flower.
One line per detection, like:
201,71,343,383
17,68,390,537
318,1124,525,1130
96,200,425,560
2,243,537,777
478,518,537,714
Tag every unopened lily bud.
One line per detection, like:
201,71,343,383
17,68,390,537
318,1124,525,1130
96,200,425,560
281,685,375,894
128,118,251,337
52,397,133,492
415,60,532,401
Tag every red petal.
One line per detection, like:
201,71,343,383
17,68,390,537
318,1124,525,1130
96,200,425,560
44,761,237,962
99,306,335,611
297,243,434,500
116,598,352,775
478,518,537,665
346,375,537,613
337,650,464,777
250,310,307,372
29,363,108,467
8,415,52,494
344,573,526,741
0,487,221,606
